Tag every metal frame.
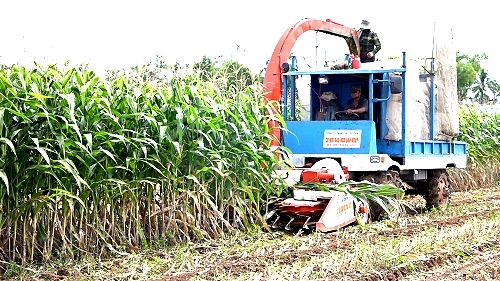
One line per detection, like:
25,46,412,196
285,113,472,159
283,53,409,140
263,18,361,150
278,53,467,170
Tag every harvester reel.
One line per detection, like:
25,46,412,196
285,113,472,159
265,158,358,232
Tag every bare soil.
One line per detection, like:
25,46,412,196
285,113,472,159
5,185,500,281
161,186,500,281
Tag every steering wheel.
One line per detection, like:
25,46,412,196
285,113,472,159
334,111,360,120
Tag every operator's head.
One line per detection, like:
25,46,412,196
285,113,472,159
351,85,362,99
360,20,370,29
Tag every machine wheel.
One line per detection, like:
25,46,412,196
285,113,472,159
425,169,451,210
358,170,404,221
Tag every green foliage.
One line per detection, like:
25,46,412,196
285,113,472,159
0,63,288,263
297,181,404,216
219,60,255,88
192,55,217,81
193,56,262,92
457,105,500,165
456,52,487,100
471,69,500,104
454,52,500,103
105,55,183,86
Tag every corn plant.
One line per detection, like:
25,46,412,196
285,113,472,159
0,61,408,267
0,63,287,264
457,105,500,164
448,105,500,190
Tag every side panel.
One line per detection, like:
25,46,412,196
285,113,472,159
376,140,404,156
402,155,467,169
406,140,467,155
283,120,377,154
377,140,467,156
316,194,356,232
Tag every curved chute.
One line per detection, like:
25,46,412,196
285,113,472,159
263,18,360,151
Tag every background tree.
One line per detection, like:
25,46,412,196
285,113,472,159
471,69,499,104
193,55,261,92
456,52,488,101
192,55,217,81
105,55,190,86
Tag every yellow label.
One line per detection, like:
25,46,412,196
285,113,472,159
336,202,353,214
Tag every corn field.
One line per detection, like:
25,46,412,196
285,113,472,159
457,106,500,164
0,63,288,264
448,105,500,190
0,62,499,268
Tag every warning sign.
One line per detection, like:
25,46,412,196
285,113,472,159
323,130,362,148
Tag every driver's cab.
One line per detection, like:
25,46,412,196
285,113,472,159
280,62,405,156
310,74,372,121
282,70,403,140
315,85,369,121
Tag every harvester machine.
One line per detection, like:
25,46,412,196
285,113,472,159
262,19,466,232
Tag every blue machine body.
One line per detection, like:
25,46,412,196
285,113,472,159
280,54,467,171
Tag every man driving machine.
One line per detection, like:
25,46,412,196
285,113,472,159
345,85,368,120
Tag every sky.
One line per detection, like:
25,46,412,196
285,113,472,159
0,0,496,78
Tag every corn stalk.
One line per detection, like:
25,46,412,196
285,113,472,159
0,63,286,264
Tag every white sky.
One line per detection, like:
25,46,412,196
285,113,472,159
0,0,496,78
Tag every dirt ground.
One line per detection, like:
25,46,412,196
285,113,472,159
5,185,500,281
160,185,500,281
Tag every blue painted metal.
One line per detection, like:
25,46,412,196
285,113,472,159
378,73,390,138
283,68,407,76
368,73,374,121
373,96,392,102
291,56,297,120
376,140,467,158
282,72,288,120
309,80,315,121
280,52,467,168
429,58,435,140
401,52,407,152
283,121,377,154
372,76,392,102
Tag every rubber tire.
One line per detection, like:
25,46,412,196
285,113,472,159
358,170,404,221
425,169,451,210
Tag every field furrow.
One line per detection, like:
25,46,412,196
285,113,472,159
155,186,500,281
7,185,500,281
399,246,500,281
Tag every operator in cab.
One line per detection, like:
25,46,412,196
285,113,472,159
358,20,381,63
345,86,368,120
